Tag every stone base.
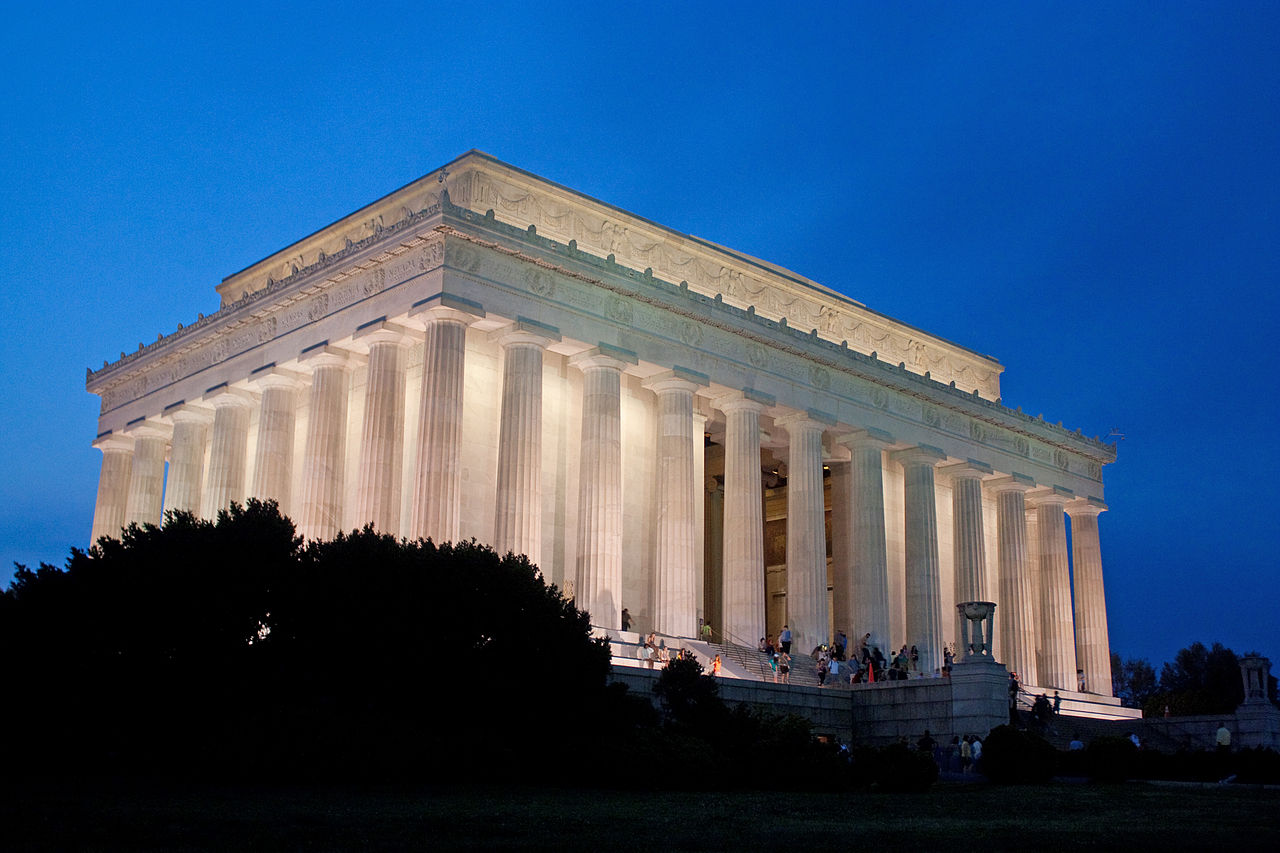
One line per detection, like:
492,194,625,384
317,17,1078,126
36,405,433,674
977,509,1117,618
1236,701,1280,750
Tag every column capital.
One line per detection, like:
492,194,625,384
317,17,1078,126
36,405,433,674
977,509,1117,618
351,318,416,349
93,430,134,453
407,293,486,326
122,416,171,441
1066,496,1108,517
247,363,306,390
299,341,363,370
892,444,946,467
1027,484,1075,507
940,458,994,482
570,343,638,373
162,400,214,425
712,387,774,415
775,408,836,432
837,426,894,449
985,472,1036,494
643,365,709,395
203,383,258,408
497,316,561,348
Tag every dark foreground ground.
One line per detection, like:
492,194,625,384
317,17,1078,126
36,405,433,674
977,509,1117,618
2,778,1278,852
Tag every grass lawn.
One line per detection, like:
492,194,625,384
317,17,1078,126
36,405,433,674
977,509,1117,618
2,778,1277,851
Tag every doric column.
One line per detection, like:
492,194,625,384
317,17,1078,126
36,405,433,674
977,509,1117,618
572,346,635,630
693,410,708,623
714,391,769,647
840,428,892,652
942,459,992,650
493,319,559,565
893,444,946,675
644,369,705,637
408,301,478,544
1068,498,1112,695
90,432,133,544
123,420,171,528
202,385,256,517
988,473,1038,685
297,345,354,541
354,321,413,535
828,457,853,643
1029,486,1078,690
162,402,212,517
778,411,831,656
248,366,302,514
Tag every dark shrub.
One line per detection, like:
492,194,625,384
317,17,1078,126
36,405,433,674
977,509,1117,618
873,742,939,792
1085,736,1138,782
980,725,1056,783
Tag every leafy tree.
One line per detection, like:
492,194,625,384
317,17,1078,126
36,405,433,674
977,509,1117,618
1111,651,1158,708
1144,641,1245,716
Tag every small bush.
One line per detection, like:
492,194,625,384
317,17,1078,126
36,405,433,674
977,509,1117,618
1085,736,1138,782
980,725,1056,783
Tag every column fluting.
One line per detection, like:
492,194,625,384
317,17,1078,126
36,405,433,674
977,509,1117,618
894,445,946,675
988,473,1038,685
355,324,411,535
202,387,255,517
1030,487,1078,690
410,308,470,543
90,433,134,544
124,422,170,528
841,428,893,655
297,347,353,541
715,393,767,647
163,405,211,517
646,372,702,638
943,459,992,651
249,370,301,514
779,413,830,656
1068,498,1112,695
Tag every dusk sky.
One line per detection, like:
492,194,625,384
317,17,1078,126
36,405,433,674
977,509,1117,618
2,2,1276,670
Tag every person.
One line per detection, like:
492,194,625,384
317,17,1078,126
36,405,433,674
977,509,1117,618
970,735,983,771
765,634,776,656
917,730,937,754
910,644,920,673
757,637,768,653
1053,691,1062,715
1033,694,1052,727
701,621,713,642
770,652,779,683
960,735,973,773
1078,668,1087,692
858,632,871,660
947,736,961,772
779,625,793,655
817,654,829,686
834,630,847,661
1008,672,1021,723
1069,738,1084,751
1216,722,1232,753
711,654,722,677
620,608,632,632
847,655,861,685
1128,732,1140,749
778,650,791,683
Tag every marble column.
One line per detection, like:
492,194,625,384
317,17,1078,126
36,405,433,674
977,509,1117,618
493,320,559,565
297,345,354,542
1068,498,1112,695
1030,486,1078,690
842,428,892,654
943,459,992,651
162,403,211,517
90,433,133,544
249,367,302,514
573,347,633,630
715,392,768,647
893,444,946,675
778,412,830,656
828,457,853,643
409,305,473,544
122,421,170,528
202,386,256,517
693,411,708,623
645,371,703,637
988,473,1038,686
354,322,412,535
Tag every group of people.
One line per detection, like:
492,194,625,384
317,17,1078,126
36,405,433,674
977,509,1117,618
752,628,953,687
915,730,984,774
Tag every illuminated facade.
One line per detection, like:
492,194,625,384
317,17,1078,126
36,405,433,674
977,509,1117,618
86,151,1119,702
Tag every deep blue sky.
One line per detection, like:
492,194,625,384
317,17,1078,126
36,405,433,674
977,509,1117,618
2,2,1276,670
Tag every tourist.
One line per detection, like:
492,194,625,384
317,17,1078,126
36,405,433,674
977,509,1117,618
770,651,779,683
970,735,983,771
1216,722,1232,753
960,735,973,773
917,730,937,754
758,637,768,653
1077,668,1087,692
1033,694,1052,727
778,651,791,684
817,654,829,686
701,621,713,642
1128,731,1140,749
909,644,919,673
847,656,861,685
711,654,722,677
1053,691,1062,715
779,625,793,654
858,632,871,660
765,634,776,656
834,630,847,661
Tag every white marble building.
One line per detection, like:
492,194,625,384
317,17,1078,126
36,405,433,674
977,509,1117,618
86,151,1117,697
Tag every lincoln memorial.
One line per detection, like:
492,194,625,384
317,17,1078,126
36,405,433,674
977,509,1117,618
85,151,1120,709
